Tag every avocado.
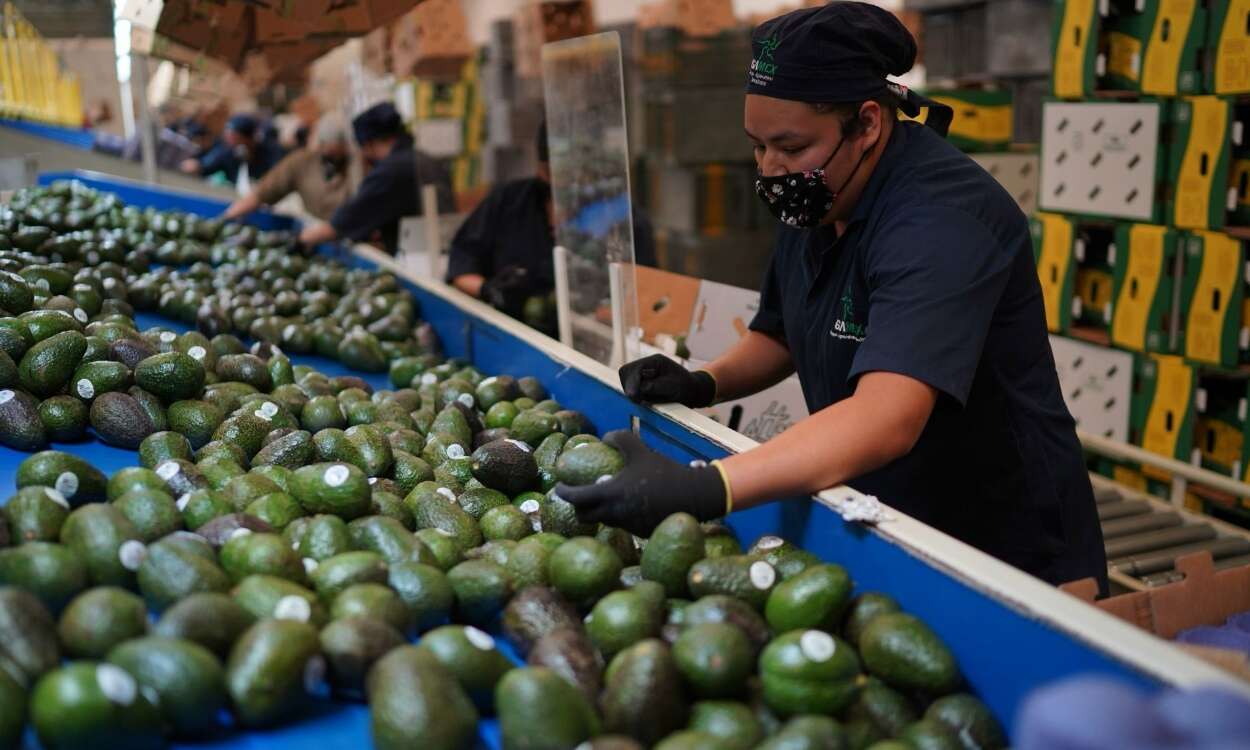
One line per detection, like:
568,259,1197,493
588,589,663,659
765,564,853,634
548,536,623,607
540,490,595,538
71,359,131,400
301,395,346,432
509,410,559,446
348,515,434,565
410,491,483,552
458,486,510,522
106,635,227,736
414,527,466,571
127,386,168,432
331,582,411,632
313,427,348,462
226,618,324,726
291,462,371,520
30,662,163,749
179,488,234,530
337,331,387,372
367,646,479,750
924,693,1006,750
252,429,314,470
136,535,230,608
319,615,405,695
472,439,539,495
90,391,155,449
215,353,272,391
220,530,306,583
221,473,282,512
842,593,901,647
106,466,165,501
244,491,304,531
755,715,849,750
153,591,256,659
653,731,722,750
340,424,394,477
57,586,148,658
672,622,755,699
481,504,533,541
602,638,689,745
18,330,86,397
381,560,450,633
859,613,959,695
759,629,861,717
0,666,25,750
687,555,777,611
310,551,389,602
0,388,48,450
597,525,641,566
4,486,70,543
38,394,89,441
899,719,963,750
58,503,142,587
291,513,352,561
0,586,61,685
232,574,326,626
0,541,88,611
391,450,433,496
686,701,764,750
167,400,224,449
416,624,515,711
447,558,513,626
846,678,918,738
641,513,705,598
195,513,275,548
496,666,601,749
556,441,624,486
0,270,33,314
137,430,193,470
485,401,520,430
113,488,183,542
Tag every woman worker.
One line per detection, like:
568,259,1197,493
556,2,1107,590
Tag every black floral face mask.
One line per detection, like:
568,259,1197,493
754,139,843,228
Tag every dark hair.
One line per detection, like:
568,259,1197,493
811,93,899,137
536,120,549,163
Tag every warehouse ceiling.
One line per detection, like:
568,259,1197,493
12,0,114,38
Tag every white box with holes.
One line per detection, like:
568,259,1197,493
1039,100,1164,222
1050,334,1134,442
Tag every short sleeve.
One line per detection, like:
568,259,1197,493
748,248,787,338
445,185,505,281
848,206,1013,405
331,164,402,242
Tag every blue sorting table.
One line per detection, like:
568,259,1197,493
2,171,1241,749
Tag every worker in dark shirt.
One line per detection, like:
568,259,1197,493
556,3,1107,591
447,121,656,326
180,114,286,183
298,102,454,255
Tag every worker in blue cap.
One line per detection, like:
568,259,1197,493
180,113,286,183
557,2,1107,591
298,101,454,255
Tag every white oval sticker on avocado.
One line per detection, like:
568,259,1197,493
76,378,95,399
464,626,496,651
96,664,137,705
73,308,88,323
187,346,207,360
457,393,475,408
274,595,311,623
302,558,319,575
800,630,836,663
505,439,531,452
421,373,438,386
0,390,13,405
756,536,784,551
749,561,776,589
156,461,181,480
44,488,69,509
229,527,252,541
519,499,540,514
54,471,79,499
324,465,350,487
446,444,465,459
436,487,457,503
160,331,176,343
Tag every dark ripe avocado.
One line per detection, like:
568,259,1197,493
0,270,33,313
319,616,406,695
0,387,46,450
18,329,86,397
526,627,604,708
90,391,155,449
471,439,539,496
108,336,156,370
500,585,582,656
601,638,690,746
127,386,168,432
215,354,272,392
0,349,15,388
154,592,256,660
134,351,205,402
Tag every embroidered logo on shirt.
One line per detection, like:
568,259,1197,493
831,291,866,342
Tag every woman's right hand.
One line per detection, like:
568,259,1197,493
618,354,716,407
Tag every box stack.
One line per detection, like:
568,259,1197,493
1033,0,1250,526
513,0,596,80
390,0,475,81
398,55,487,198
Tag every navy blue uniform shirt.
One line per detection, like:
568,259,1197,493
197,129,286,183
446,177,658,288
750,121,1107,589
331,136,454,255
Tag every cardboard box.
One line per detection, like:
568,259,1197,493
1031,212,1077,334
1101,0,1206,95
1205,0,1250,96
1130,354,1197,477
1050,0,1103,99
1180,231,1245,368
514,1,595,79
925,89,1013,153
1109,223,1180,355
391,0,474,80
1167,96,1233,232
1050,334,1134,443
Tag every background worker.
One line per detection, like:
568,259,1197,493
557,3,1107,592
222,114,354,222
298,102,454,255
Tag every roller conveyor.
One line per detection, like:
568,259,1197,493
1104,524,1217,559
1111,537,1250,577
1098,499,1153,521
1101,512,1183,539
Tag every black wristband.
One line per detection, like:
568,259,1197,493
689,370,717,408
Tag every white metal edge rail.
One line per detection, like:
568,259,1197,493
354,244,1249,694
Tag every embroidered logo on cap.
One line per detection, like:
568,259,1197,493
749,36,781,87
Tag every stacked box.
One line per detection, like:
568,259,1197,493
1101,0,1207,96
1110,222,1181,354
644,87,746,165
1227,100,1250,227
1206,0,1250,96
1193,371,1250,478
1179,231,1246,368
513,1,595,79
926,89,1014,152
1050,0,1104,99
1167,95,1233,231
970,152,1039,214
1032,212,1078,332
1130,353,1198,479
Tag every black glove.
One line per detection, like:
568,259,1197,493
619,354,717,407
481,266,534,316
555,430,727,537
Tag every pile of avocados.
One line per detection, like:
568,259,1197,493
0,182,1006,750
